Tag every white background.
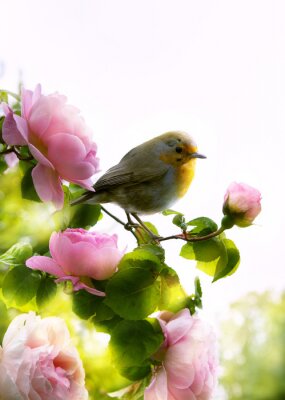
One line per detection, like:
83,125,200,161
1,0,284,327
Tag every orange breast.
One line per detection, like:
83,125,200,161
175,159,196,198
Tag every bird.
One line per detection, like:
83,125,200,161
71,131,206,233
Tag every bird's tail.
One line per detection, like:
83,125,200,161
70,191,96,206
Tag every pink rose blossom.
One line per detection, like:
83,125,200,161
26,228,125,295
145,309,218,400
223,182,261,227
0,312,88,400
1,85,99,209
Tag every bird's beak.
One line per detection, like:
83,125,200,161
188,152,207,159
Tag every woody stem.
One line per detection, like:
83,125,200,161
158,226,225,242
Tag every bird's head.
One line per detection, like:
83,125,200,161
156,131,206,167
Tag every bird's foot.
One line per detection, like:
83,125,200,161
124,222,140,231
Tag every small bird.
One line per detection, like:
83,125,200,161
71,131,206,229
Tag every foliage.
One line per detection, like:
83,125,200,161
0,87,261,399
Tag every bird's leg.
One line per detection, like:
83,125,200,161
131,213,161,240
124,212,140,231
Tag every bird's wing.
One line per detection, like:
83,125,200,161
94,158,169,191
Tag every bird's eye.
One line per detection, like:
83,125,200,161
175,147,183,154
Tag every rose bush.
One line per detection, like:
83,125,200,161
223,182,261,227
26,228,125,295
145,309,217,400
0,312,87,400
1,85,99,209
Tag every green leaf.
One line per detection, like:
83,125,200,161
0,242,33,266
0,159,7,174
159,266,187,312
195,276,202,298
0,91,8,103
172,214,187,230
137,244,165,263
21,167,41,202
2,266,41,306
213,238,240,282
36,276,57,308
180,242,195,260
119,248,163,274
105,268,161,320
93,315,122,334
135,222,159,244
110,320,163,380
187,217,218,234
72,290,104,320
162,209,183,216
69,204,102,228
180,238,224,262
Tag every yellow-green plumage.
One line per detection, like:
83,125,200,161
71,131,205,214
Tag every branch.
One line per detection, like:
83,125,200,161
100,206,225,244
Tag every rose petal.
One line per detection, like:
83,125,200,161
26,256,64,277
2,112,27,145
32,164,64,209
144,367,168,400
47,133,96,180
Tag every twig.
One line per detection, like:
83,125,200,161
158,226,225,243
100,206,140,242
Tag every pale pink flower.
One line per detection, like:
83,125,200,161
145,309,218,400
1,85,99,209
0,312,88,400
223,182,261,227
4,152,19,168
26,228,125,295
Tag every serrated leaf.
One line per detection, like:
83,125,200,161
110,320,163,380
21,167,41,202
36,276,57,308
105,268,161,320
2,266,41,306
69,204,101,228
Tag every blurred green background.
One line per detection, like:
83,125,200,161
0,166,284,400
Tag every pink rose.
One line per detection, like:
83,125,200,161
145,309,218,400
26,228,125,295
1,85,99,209
223,182,261,227
0,312,87,400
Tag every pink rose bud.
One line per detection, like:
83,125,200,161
145,309,218,400
1,85,99,209
26,228,125,295
0,312,88,400
222,182,261,228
